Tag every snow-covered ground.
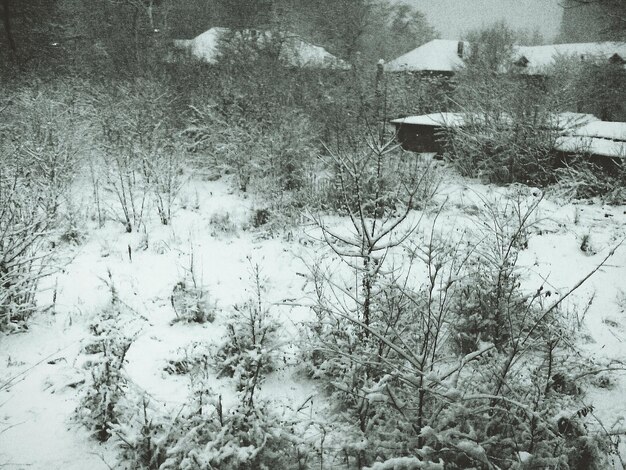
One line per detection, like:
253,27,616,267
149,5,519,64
1,172,625,469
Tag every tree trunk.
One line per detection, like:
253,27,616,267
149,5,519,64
2,0,17,54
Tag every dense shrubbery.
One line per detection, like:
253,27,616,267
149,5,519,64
303,150,616,468
0,84,89,330
554,158,626,204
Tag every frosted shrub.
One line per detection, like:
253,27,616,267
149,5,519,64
209,210,238,236
158,374,307,469
171,251,216,324
214,264,279,399
110,396,170,470
145,143,184,226
95,79,180,232
322,136,438,217
77,301,135,441
555,159,626,204
1,84,86,220
164,341,211,376
0,173,51,331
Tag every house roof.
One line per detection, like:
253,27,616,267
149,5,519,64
555,136,626,158
390,112,598,131
385,39,626,75
173,27,349,69
390,112,466,127
513,42,626,75
555,120,626,158
570,121,626,141
384,39,468,73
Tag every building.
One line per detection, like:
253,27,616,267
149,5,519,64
384,39,469,75
385,39,626,76
390,113,465,153
173,27,349,69
512,42,626,76
555,120,626,170
390,111,601,155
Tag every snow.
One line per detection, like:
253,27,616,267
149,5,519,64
384,39,468,73
1,173,626,468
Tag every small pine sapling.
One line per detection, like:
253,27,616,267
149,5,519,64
170,248,216,324
77,299,136,441
214,263,279,403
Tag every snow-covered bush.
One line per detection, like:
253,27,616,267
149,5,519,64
321,134,439,218
171,250,216,324
157,393,306,470
0,170,51,330
110,396,171,470
170,280,216,324
95,79,182,232
451,189,541,353
164,341,212,376
555,159,626,204
0,84,87,330
0,84,86,220
304,175,614,468
214,264,280,398
76,299,135,441
183,99,319,201
209,210,238,236
112,370,307,469
444,24,560,186
144,143,185,226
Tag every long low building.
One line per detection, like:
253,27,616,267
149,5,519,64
554,121,626,168
390,112,601,155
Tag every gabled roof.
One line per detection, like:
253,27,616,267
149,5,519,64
173,27,349,69
384,39,469,73
513,42,626,75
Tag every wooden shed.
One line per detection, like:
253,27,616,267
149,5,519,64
390,113,466,154
554,121,626,173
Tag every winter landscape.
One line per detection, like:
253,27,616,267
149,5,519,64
1,1,626,469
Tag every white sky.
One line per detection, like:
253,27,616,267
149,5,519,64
401,0,564,41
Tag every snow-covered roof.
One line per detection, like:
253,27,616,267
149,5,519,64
555,136,626,158
570,121,626,141
513,42,626,75
547,112,600,132
385,39,469,73
556,120,626,158
390,112,598,131
390,112,466,127
173,27,349,69
385,40,626,75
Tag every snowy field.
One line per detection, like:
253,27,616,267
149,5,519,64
1,170,625,469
